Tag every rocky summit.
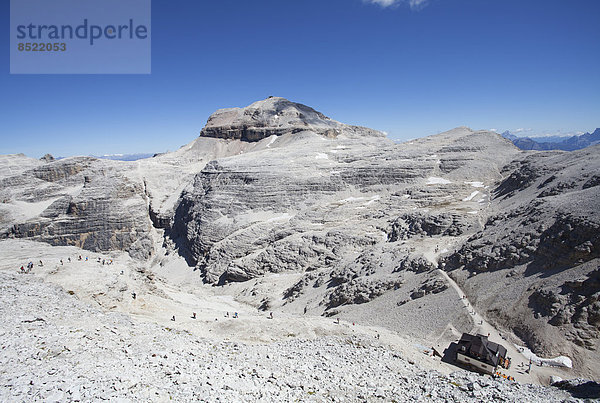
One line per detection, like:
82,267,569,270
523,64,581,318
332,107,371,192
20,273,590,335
0,97,598,401
199,97,354,141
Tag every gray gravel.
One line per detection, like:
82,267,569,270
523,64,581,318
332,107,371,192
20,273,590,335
0,272,576,402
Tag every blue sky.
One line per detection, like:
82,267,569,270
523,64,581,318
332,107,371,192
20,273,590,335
1,0,599,157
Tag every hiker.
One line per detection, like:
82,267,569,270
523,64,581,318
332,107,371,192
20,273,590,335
78,255,82,261
171,315,176,322
19,266,25,274
67,257,71,263
269,312,273,319
225,312,229,318
120,270,124,275
336,318,340,325
192,312,196,319
102,259,105,265
233,312,238,318
60,259,63,266
132,292,136,300
38,260,43,267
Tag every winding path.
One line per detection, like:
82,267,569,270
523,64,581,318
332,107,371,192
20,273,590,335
437,269,549,384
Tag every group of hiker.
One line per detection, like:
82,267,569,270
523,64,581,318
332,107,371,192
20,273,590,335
15,255,277,334
19,261,37,274
18,254,115,274
495,371,515,381
169,311,243,322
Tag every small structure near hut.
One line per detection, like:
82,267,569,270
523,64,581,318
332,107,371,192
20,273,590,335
455,333,510,375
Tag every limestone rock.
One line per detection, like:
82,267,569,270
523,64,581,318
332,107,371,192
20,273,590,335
0,156,153,258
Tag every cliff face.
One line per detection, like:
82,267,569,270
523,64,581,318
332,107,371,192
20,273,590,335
0,156,154,259
172,125,519,285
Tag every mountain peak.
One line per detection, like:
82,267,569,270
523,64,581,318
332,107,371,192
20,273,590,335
199,97,343,142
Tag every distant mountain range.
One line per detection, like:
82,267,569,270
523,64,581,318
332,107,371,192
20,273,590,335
502,128,600,151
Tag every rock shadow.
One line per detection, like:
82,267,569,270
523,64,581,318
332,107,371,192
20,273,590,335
552,379,600,399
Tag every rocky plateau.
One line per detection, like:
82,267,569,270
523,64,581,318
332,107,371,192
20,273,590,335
1,97,598,400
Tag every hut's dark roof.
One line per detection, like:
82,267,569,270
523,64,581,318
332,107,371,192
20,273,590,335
457,333,507,367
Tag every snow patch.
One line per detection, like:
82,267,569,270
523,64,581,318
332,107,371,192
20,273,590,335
265,136,277,148
315,153,329,160
426,177,452,185
338,195,380,206
515,345,572,368
464,181,485,188
462,191,480,202
339,196,366,203
266,213,293,223
364,195,380,206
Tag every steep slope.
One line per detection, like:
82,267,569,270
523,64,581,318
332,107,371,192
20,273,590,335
166,99,598,379
1,98,338,257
